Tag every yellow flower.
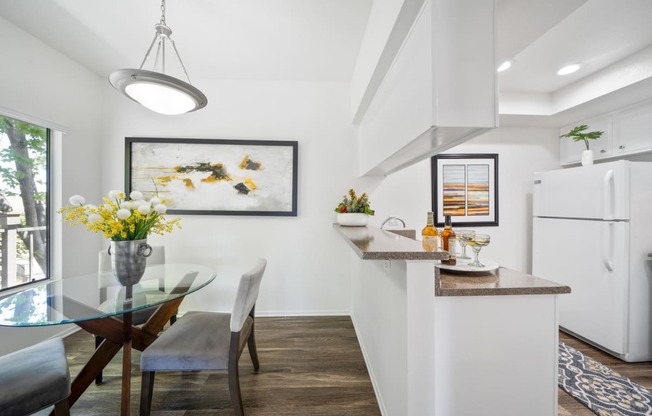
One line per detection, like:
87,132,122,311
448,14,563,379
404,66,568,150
58,191,181,241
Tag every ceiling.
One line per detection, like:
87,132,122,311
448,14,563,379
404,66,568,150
0,0,373,82
496,0,652,94
0,0,651,98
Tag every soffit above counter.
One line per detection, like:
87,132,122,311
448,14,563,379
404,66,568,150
355,0,497,177
362,125,490,177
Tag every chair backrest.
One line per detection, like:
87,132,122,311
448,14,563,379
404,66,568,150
230,258,267,332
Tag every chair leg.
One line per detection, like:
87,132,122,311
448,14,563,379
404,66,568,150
94,335,104,384
229,333,245,416
140,371,156,416
53,398,70,416
247,327,260,371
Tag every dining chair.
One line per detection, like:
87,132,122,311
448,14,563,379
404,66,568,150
96,245,177,384
139,258,267,416
0,337,71,415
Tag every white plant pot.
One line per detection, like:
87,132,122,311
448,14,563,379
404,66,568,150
337,213,370,227
581,149,594,166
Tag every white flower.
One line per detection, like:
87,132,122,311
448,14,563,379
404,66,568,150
102,203,113,212
69,195,85,206
116,209,131,220
120,201,133,210
130,191,143,201
88,213,102,223
84,204,97,211
137,205,151,215
154,204,167,214
108,190,121,200
149,197,162,205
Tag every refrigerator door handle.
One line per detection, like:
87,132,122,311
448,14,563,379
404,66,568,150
602,222,615,272
602,169,615,220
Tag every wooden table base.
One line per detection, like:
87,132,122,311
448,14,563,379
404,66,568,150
52,294,185,416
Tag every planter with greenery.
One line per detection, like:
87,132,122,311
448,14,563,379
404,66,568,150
559,124,604,166
334,189,374,226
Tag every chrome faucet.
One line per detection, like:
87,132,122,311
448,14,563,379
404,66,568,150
381,216,406,229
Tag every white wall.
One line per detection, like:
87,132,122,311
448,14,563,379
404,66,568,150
351,255,408,416
368,127,560,273
100,79,360,315
0,16,104,353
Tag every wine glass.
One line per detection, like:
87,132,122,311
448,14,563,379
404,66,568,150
463,233,491,267
456,230,475,260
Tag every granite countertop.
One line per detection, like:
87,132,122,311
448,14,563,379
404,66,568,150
436,267,571,297
333,224,449,260
334,224,570,297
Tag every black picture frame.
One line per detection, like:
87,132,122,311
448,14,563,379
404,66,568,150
431,153,499,227
125,137,298,216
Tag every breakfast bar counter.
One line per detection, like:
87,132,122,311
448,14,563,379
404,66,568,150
334,224,449,260
335,223,570,296
336,224,570,416
436,267,570,296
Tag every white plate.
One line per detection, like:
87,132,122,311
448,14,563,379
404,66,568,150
436,259,499,273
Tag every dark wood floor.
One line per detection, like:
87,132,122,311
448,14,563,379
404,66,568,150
62,316,381,415
60,316,652,415
558,331,652,416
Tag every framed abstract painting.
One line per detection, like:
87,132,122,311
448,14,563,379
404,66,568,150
125,137,298,216
431,154,498,227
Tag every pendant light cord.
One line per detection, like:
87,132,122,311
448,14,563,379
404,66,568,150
160,0,166,25
137,0,194,85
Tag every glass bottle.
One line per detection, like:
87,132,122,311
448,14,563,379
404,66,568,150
421,212,439,252
441,215,457,265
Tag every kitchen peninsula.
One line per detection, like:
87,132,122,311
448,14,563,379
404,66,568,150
336,225,570,416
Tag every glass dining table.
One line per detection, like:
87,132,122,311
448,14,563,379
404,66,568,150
0,263,216,416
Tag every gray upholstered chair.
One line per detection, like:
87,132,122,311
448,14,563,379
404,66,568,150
0,337,71,415
139,258,267,416
96,246,176,384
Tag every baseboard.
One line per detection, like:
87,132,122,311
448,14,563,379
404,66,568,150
350,313,388,416
256,309,352,317
49,325,82,340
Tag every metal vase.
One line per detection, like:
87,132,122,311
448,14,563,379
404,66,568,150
108,239,152,286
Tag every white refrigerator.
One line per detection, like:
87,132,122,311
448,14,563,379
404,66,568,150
532,160,652,362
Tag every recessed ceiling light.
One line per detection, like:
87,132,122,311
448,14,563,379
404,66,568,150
497,60,513,72
557,64,582,76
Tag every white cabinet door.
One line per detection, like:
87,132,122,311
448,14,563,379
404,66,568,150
560,117,612,166
613,99,652,155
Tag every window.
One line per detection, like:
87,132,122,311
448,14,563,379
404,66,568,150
0,115,49,291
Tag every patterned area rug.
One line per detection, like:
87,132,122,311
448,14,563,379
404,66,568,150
558,342,652,415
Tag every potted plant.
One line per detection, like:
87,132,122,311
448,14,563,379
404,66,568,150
334,189,374,226
559,124,604,166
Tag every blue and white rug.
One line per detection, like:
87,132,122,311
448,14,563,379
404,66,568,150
558,342,652,415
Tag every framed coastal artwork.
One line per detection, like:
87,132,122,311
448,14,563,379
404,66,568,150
125,137,298,216
431,154,498,227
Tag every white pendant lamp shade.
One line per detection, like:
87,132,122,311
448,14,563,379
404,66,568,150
110,69,207,115
109,0,207,115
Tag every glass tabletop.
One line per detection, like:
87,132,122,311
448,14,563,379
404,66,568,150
0,263,216,327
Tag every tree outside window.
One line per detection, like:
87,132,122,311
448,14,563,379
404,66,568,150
0,115,49,290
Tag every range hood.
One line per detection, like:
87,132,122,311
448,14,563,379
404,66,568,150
356,0,497,177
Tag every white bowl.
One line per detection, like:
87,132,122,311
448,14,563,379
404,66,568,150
337,213,370,227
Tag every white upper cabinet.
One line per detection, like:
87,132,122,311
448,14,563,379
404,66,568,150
613,100,652,156
560,99,652,166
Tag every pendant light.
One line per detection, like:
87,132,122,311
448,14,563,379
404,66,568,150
109,0,207,115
